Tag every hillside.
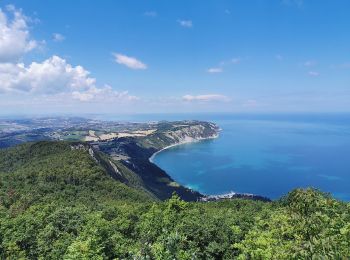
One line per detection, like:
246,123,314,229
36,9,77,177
0,119,219,201
0,141,349,259
0,141,154,205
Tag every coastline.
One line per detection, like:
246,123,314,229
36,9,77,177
149,133,219,163
147,132,271,202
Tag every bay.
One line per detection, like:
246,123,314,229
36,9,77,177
148,114,350,200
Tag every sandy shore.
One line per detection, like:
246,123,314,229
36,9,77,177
149,134,219,163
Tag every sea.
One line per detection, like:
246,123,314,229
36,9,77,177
97,113,350,201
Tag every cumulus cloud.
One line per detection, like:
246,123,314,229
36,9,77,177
113,53,147,70
52,33,65,42
0,55,139,102
0,5,38,62
182,94,230,102
177,20,193,28
0,6,138,105
207,68,223,73
0,55,95,93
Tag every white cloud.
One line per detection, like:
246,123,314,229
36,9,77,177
182,94,230,102
0,7,138,106
113,53,147,70
52,33,65,42
144,11,157,17
207,67,223,73
219,57,241,66
177,20,193,28
0,5,38,62
208,57,240,73
0,55,95,93
308,71,320,77
0,55,139,102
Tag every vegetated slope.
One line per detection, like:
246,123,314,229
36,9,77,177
0,141,349,259
99,137,203,202
0,119,219,201
0,141,153,206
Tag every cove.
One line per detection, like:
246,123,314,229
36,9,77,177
151,114,350,201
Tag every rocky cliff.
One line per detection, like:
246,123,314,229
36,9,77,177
97,121,220,201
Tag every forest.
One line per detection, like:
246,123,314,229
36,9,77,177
0,141,349,259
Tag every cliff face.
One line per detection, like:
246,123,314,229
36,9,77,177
97,121,220,201
135,121,220,152
162,123,218,145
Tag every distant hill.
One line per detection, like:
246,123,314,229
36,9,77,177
0,141,349,259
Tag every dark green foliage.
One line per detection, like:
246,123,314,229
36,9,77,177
0,142,152,259
0,142,349,259
234,189,350,259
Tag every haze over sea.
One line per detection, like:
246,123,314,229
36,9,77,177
98,113,350,201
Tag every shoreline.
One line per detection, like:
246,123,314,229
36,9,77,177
149,133,219,163
200,191,271,202
147,132,271,202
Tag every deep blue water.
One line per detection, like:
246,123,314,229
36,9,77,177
146,114,350,201
95,113,350,200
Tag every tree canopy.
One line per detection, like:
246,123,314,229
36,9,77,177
0,142,349,259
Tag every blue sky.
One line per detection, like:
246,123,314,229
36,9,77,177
0,0,350,114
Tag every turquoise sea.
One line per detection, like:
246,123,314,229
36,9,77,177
99,113,350,200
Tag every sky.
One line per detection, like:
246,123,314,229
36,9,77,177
0,0,350,115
